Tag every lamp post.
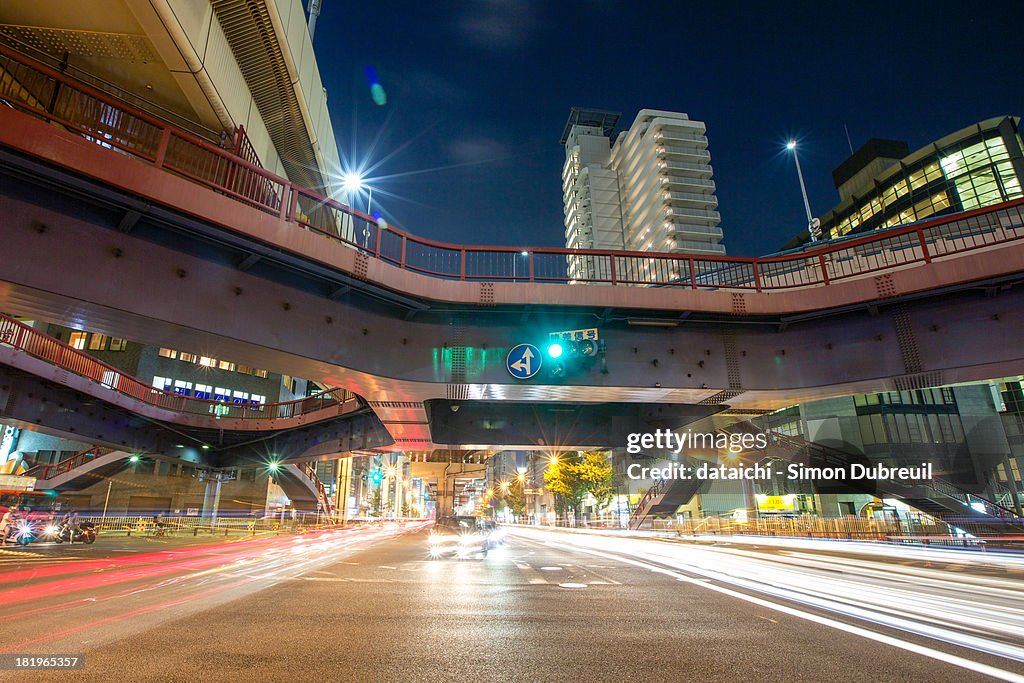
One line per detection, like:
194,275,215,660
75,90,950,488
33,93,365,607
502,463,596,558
512,250,528,281
786,140,819,241
343,172,375,249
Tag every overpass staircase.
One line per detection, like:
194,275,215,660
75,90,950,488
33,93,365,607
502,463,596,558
627,459,707,530
763,430,1024,536
22,447,130,490
283,462,336,523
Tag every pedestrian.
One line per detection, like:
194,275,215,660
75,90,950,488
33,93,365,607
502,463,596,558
0,507,19,545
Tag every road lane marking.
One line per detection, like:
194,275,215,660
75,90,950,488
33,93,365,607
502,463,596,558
544,540,1024,683
514,561,549,584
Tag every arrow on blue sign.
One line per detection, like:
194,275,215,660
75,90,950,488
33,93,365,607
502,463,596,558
506,343,542,379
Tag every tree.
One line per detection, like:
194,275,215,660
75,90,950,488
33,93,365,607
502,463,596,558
544,451,614,524
577,451,614,508
370,486,383,517
504,479,527,520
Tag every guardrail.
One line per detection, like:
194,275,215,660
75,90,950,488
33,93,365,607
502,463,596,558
0,313,358,422
2,44,1024,291
86,513,327,536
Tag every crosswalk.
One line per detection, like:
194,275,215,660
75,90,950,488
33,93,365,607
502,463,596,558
353,557,626,586
0,547,82,564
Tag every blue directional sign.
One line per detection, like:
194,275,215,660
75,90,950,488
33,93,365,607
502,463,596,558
506,343,542,379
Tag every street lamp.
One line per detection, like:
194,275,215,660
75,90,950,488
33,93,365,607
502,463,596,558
342,172,375,248
549,455,559,466
512,250,528,281
786,140,819,241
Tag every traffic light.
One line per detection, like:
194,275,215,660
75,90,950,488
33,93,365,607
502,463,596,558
544,337,604,378
370,470,383,485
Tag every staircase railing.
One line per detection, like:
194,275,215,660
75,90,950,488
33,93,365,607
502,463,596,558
767,430,1021,521
627,477,668,529
0,313,358,424
300,462,336,523
22,446,113,480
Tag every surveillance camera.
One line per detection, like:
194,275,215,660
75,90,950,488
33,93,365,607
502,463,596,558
450,405,460,412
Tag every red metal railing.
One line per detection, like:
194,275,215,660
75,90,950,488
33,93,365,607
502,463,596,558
627,478,668,530
2,43,1024,290
0,314,357,422
22,447,112,481
299,462,336,523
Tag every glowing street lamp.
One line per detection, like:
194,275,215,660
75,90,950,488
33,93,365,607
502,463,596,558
516,472,526,483
500,481,511,493
342,172,376,247
549,455,559,466
785,140,820,241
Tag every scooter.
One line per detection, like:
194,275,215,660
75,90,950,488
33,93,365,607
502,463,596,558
53,521,97,544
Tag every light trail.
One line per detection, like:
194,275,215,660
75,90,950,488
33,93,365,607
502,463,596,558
509,527,1024,682
0,524,420,652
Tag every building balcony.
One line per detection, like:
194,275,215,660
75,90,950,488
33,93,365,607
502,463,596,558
673,239,727,255
664,160,714,177
670,223,725,240
657,131,709,148
666,191,718,208
668,206,721,222
666,175,716,191
661,146,712,163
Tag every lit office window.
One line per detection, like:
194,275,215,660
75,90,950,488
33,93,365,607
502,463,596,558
158,348,177,359
109,337,128,351
218,360,235,371
237,365,252,375
180,352,196,363
88,334,108,351
998,162,1023,198
213,387,230,402
199,356,216,367
69,332,88,349
254,368,268,379
173,380,193,396
232,390,249,404
250,394,266,404
152,376,172,391
194,383,212,400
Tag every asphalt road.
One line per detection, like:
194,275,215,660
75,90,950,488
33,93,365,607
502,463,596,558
0,525,1022,682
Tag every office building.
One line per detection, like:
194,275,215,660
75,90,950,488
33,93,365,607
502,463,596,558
786,116,1024,246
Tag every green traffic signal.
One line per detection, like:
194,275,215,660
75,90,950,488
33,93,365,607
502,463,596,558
546,342,563,359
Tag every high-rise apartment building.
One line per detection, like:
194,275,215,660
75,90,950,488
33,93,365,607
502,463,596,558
561,108,724,282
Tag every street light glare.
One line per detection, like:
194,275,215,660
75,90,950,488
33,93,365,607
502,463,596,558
786,140,797,150
342,172,364,192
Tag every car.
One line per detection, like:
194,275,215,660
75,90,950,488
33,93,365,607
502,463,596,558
427,516,505,559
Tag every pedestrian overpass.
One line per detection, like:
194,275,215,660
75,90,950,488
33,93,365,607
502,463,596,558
2,45,1024,455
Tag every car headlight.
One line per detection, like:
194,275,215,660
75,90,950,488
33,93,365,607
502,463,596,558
44,525,59,535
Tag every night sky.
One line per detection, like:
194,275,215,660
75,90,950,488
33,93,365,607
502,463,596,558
311,1,1024,257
